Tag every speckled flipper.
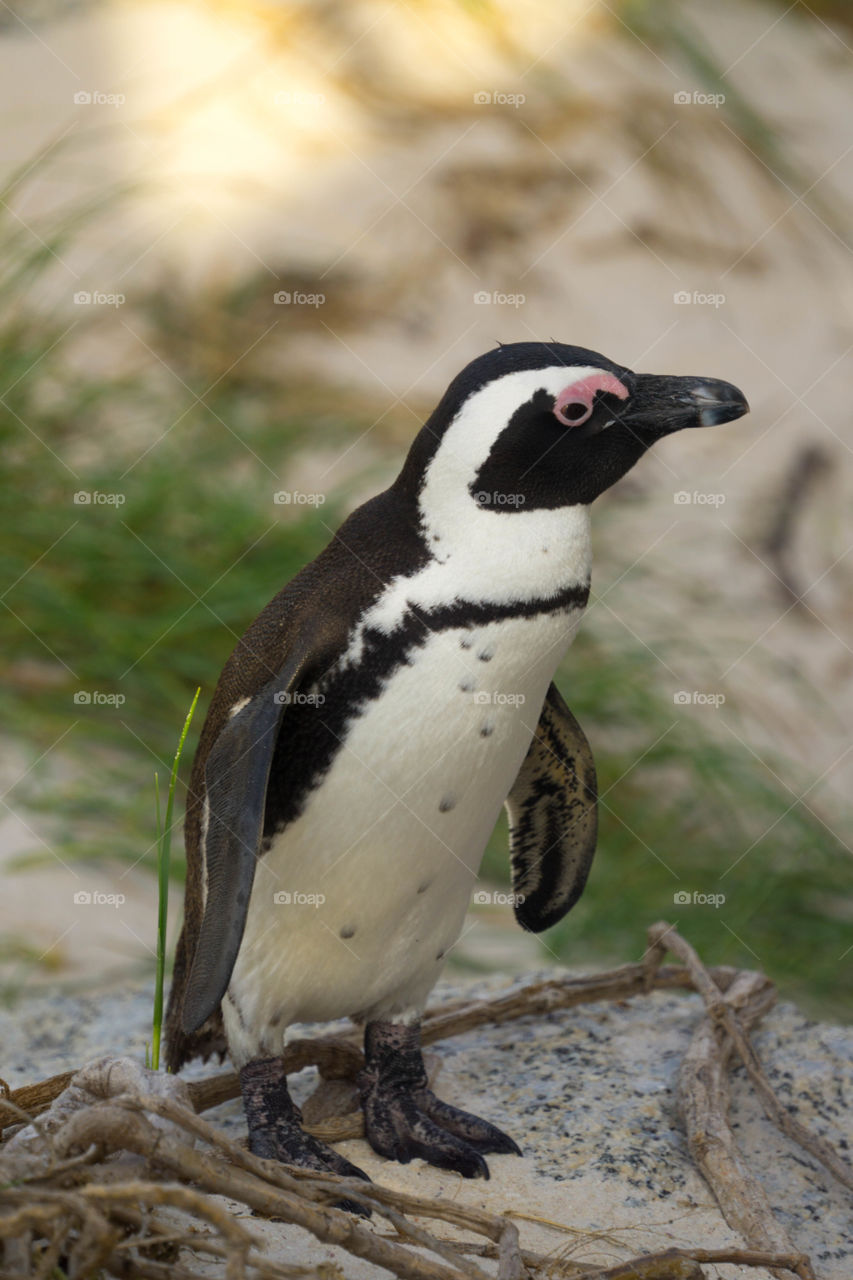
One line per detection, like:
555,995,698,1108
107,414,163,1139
358,1021,521,1178
240,1057,371,1214
505,680,598,932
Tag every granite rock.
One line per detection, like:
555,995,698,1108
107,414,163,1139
2,971,851,1278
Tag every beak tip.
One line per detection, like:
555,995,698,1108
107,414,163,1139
698,399,749,428
692,380,750,428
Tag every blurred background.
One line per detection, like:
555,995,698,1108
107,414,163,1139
1,0,852,1021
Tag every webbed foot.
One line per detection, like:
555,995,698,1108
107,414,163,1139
358,1021,521,1179
240,1056,370,1214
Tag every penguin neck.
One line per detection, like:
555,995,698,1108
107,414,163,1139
394,367,595,612
354,495,590,644
420,502,591,607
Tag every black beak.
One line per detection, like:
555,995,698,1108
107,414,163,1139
615,373,750,437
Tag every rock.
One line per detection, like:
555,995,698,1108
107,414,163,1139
1,971,850,1278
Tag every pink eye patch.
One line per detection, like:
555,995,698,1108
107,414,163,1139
553,371,629,426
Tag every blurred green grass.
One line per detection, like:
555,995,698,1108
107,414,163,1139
1,146,851,1022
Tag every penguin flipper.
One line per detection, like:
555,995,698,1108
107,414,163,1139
180,650,315,1035
504,681,597,932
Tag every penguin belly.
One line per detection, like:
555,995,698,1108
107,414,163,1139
223,608,581,1063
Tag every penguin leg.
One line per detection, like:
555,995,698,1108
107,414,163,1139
358,1020,522,1179
240,1056,371,1214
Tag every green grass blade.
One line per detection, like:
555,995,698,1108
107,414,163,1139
151,686,201,1070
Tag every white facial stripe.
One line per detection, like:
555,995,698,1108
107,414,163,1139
351,367,599,641
421,366,603,523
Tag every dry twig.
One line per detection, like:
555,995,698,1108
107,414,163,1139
649,923,853,1196
648,923,818,1280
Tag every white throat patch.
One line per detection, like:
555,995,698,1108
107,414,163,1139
413,365,602,606
345,367,602,645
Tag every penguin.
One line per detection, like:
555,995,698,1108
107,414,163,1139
165,341,748,1185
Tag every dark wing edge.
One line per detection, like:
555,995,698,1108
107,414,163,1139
504,681,598,933
180,651,311,1035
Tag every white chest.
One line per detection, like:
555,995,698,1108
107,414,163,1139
224,604,583,1060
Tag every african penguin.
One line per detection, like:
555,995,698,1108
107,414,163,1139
166,341,748,1188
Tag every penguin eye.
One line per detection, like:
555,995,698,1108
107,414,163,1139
554,397,593,426
553,371,630,428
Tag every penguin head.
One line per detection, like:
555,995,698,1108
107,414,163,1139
396,341,748,517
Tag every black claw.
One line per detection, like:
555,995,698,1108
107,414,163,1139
241,1056,372,1216
365,1090,491,1177
419,1093,523,1157
405,1136,490,1180
358,1019,521,1179
333,1156,373,1183
333,1192,371,1213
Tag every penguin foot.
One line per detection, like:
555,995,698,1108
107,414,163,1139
240,1056,371,1215
358,1020,522,1179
